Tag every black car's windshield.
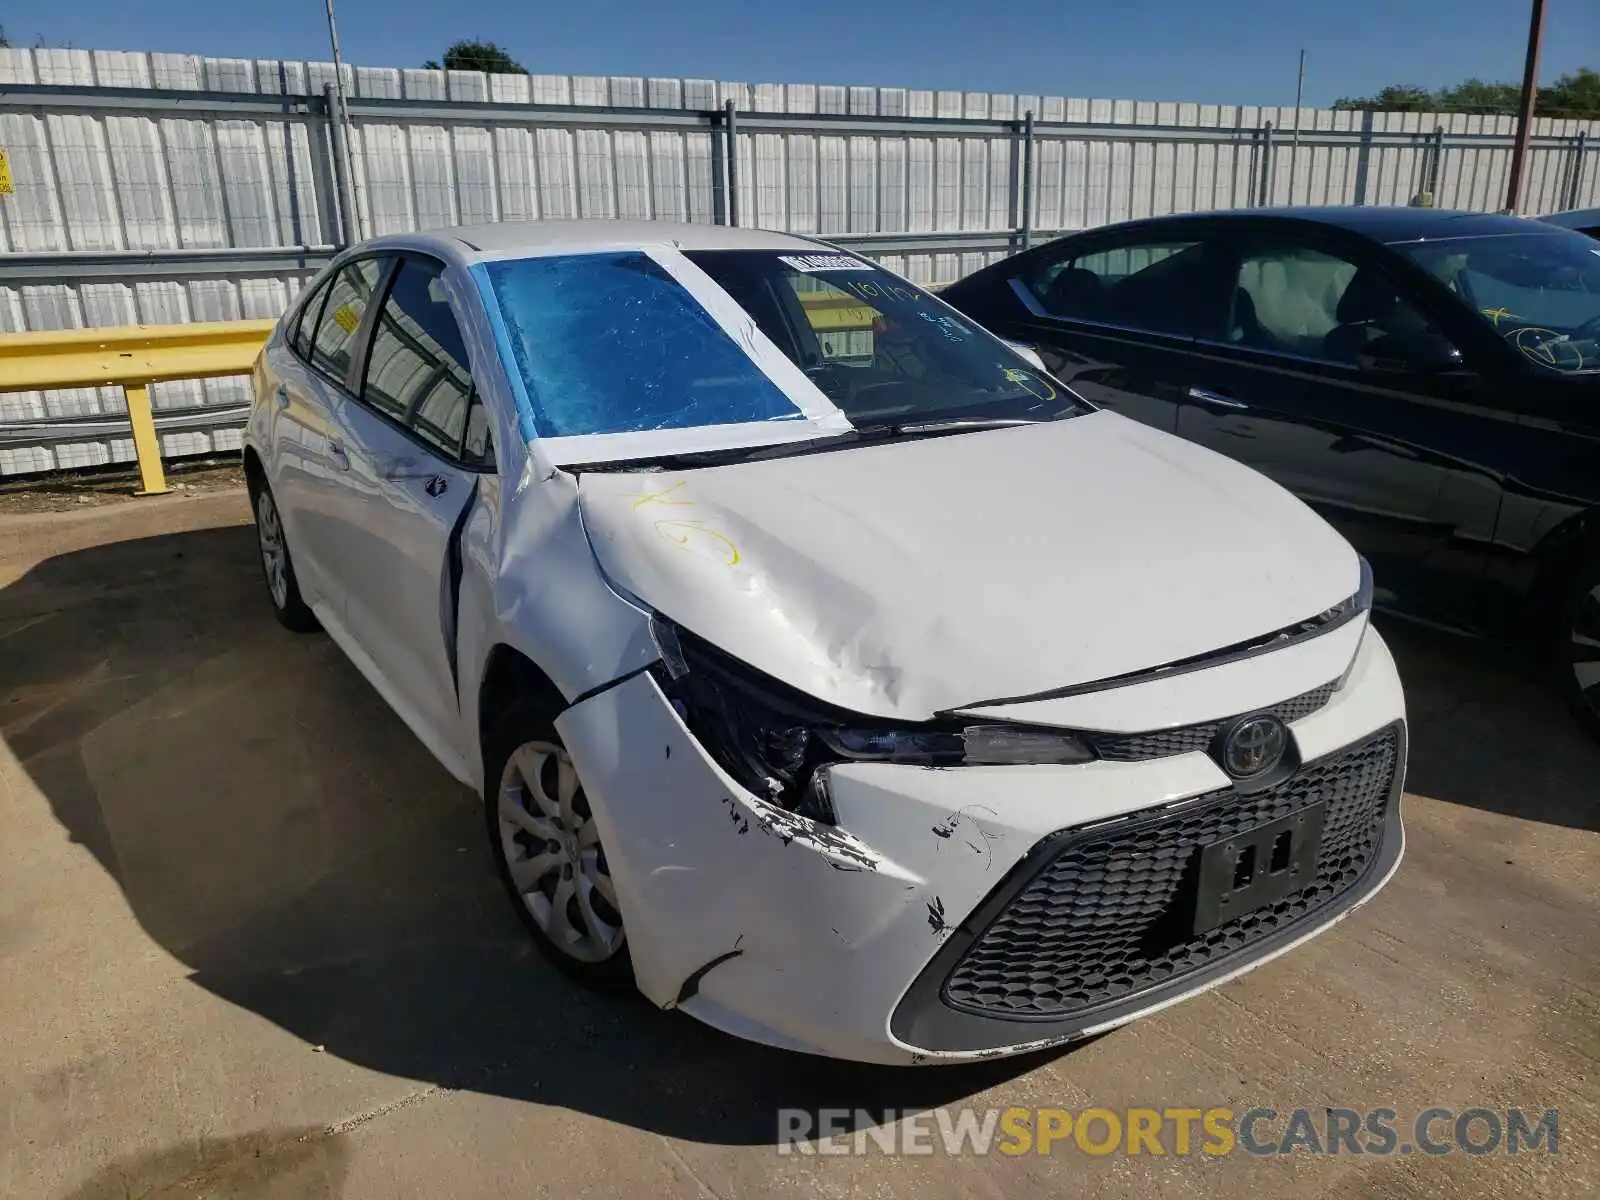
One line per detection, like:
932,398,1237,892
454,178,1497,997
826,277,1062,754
1398,230,1600,374
685,249,1083,424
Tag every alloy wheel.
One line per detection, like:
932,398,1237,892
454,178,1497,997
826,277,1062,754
496,740,625,963
255,488,290,610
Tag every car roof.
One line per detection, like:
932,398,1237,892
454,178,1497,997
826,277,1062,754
389,219,832,259
1073,205,1560,246
1538,207,1600,230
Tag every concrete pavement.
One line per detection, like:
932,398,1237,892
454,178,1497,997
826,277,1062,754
1,491,1595,1198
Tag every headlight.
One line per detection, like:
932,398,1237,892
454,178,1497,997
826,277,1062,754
649,617,1094,822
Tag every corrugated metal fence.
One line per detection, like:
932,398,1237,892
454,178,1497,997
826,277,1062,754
2,45,1597,475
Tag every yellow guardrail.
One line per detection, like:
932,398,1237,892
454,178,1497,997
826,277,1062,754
0,320,274,495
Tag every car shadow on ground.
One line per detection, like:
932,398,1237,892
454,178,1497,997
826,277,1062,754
4,527,1596,1150
0,525,1061,1149
1375,614,1600,832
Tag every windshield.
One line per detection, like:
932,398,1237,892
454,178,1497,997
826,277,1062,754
685,249,1080,424
476,246,1076,466
1398,231,1600,374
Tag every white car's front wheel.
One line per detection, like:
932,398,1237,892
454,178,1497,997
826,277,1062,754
485,706,633,987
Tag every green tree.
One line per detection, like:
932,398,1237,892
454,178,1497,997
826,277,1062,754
1334,68,1600,118
1333,84,1434,112
1539,68,1600,117
1437,77,1520,114
422,40,526,75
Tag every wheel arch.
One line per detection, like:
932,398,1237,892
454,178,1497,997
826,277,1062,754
1530,505,1600,630
241,444,265,497
477,644,567,760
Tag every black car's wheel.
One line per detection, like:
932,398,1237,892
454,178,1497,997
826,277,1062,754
251,478,319,633
484,699,634,990
1556,552,1600,741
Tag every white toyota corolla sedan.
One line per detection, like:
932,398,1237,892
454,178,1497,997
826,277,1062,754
244,220,1406,1065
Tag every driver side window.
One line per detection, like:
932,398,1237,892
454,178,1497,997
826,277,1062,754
1230,241,1447,368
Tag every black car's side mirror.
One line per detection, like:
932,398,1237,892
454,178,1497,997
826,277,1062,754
1356,331,1465,374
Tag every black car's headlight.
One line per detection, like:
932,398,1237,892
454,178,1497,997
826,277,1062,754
648,617,1094,822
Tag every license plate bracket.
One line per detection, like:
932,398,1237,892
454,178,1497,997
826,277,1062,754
1193,803,1326,935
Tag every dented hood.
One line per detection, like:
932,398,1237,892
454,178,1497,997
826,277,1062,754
576,410,1360,720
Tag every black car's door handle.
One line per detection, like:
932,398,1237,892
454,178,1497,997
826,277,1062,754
1187,386,1249,411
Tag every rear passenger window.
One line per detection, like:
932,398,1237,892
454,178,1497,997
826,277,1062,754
361,257,476,458
291,279,329,360
308,258,384,382
1023,237,1220,337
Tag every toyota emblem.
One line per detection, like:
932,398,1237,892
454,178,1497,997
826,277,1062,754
1219,714,1288,779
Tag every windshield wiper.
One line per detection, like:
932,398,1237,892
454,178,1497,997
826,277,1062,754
856,416,1044,436
569,416,1049,473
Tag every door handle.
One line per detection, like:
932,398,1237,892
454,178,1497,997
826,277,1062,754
1187,387,1248,411
328,438,350,470
275,386,290,411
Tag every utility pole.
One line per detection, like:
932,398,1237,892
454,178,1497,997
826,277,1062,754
325,0,367,241
1504,0,1546,213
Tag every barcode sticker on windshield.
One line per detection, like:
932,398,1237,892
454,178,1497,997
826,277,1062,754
779,253,874,273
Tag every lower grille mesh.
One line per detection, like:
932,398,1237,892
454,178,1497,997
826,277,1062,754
942,727,1399,1020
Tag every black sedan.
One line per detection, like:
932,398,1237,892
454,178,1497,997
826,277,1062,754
941,207,1600,737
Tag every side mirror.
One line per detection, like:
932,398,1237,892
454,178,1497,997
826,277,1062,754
1356,331,1464,374
1003,340,1047,370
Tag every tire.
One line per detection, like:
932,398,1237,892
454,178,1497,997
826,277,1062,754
1555,551,1600,743
484,700,634,990
250,477,319,633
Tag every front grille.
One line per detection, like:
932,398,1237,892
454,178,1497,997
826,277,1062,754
1090,680,1338,763
942,726,1399,1021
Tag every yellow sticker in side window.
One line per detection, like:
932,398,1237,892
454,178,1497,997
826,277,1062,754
0,149,14,197
332,303,360,333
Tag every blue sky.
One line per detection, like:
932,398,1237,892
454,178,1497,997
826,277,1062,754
2,0,1595,108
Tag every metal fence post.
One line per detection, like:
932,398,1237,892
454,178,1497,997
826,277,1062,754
1352,110,1375,206
1019,110,1036,250
322,84,358,247
1257,122,1275,206
723,99,740,228
122,383,170,496
1568,131,1589,210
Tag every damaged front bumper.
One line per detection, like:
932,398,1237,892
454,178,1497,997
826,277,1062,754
553,625,1407,1065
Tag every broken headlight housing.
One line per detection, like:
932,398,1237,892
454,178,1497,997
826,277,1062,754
647,617,1094,822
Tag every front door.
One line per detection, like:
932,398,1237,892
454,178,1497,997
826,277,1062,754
326,255,491,761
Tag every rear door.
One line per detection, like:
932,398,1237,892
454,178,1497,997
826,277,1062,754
269,256,388,614
1174,229,1506,620
324,254,494,763
953,227,1234,433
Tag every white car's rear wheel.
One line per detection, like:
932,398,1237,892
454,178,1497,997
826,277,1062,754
251,478,318,633
485,710,633,987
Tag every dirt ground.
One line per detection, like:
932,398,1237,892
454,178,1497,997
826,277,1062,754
0,490,1595,1199
0,459,245,515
